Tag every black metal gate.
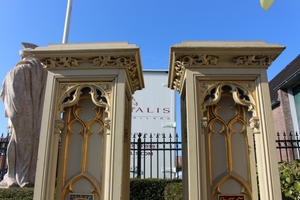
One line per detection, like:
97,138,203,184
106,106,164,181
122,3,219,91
130,133,182,179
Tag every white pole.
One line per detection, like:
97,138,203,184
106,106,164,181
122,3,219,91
62,0,73,44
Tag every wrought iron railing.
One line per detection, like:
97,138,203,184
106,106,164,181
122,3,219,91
0,133,9,180
276,132,300,162
130,133,182,179
0,131,298,180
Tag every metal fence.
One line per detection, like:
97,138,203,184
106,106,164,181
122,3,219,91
276,132,300,162
0,132,298,180
0,133,9,180
130,133,182,179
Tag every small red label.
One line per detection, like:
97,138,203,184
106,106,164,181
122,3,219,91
218,195,245,200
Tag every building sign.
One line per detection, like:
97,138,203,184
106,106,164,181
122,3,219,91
218,194,245,200
130,70,176,179
69,193,93,200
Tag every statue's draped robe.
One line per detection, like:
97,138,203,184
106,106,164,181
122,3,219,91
0,59,47,187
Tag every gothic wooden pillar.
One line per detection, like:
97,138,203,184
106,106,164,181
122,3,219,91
32,42,144,200
168,41,285,200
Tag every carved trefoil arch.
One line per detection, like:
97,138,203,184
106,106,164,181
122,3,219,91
199,81,259,199
200,81,260,134
55,83,112,135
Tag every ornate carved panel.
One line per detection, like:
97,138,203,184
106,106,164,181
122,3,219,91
203,86,253,200
40,55,143,93
199,81,259,134
41,57,83,68
177,55,219,66
233,55,273,66
170,55,218,91
55,83,112,135
58,88,106,200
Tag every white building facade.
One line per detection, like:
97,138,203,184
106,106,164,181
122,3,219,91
130,70,177,179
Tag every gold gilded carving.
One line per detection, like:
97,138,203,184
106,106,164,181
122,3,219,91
177,55,219,66
172,61,185,91
54,118,65,134
233,55,273,66
201,117,208,133
41,57,83,68
249,117,260,134
90,56,141,91
200,81,260,134
89,55,130,67
56,83,112,135
171,55,218,91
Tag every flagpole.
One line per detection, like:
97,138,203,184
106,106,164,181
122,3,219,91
62,0,73,44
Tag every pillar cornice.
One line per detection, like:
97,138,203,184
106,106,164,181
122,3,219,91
32,42,145,93
168,41,285,92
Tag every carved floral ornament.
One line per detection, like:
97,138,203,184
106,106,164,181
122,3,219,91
54,83,112,135
171,54,219,91
200,82,261,134
41,55,142,92
177,54,219,66
170,54,274,91
89,56,141,91
233,55,273,66
41,57,83,68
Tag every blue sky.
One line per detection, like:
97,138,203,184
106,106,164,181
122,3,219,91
0,0,299,135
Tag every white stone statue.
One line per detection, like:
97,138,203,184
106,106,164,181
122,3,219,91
0,43,47,188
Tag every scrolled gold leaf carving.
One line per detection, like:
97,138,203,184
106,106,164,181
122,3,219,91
178,54,219,66
42,57,83,68
54,118,65,134
56,83,112,135
89,56,141,92
200,81,260,134
233,55,273,66
172,61,186,91
89,55,130,67
171,55,218,91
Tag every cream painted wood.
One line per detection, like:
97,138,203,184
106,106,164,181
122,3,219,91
32,43,144,200
34,71,60,200
168,41,285,200
180,97,189,198
108,70,126,200
254,73,282,199
184,70,202,200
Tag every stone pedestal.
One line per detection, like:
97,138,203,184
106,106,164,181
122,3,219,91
168,41,285,200
32,42,144,200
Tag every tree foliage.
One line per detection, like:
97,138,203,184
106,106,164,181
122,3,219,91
279,160,300,199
